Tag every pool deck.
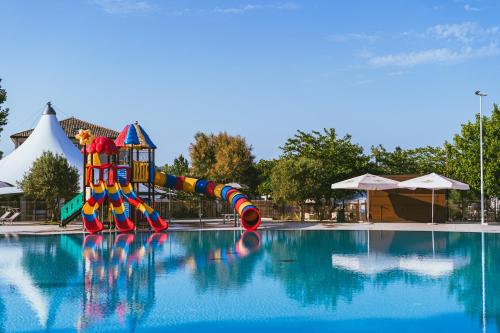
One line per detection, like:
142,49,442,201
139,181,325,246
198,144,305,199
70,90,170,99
0,218,499,235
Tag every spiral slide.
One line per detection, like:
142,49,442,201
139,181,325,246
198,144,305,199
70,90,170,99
107,183,135,232
154,172,261,231
118,182,168,232
81,181,107,234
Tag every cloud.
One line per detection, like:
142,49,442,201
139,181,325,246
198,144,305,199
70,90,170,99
90,1,299,16
464,4,480,11
368,43,500,67
212,2,299,15
213,4,258,14
153,2,300,16
427,22,499,43
428,22,478,42
327,33,378,43
92,0,152,14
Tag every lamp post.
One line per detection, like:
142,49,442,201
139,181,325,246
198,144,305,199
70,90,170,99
475,91,487,225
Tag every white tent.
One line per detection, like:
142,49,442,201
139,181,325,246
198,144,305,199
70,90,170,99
398,173,469,224
331,174,400,222
0,102,83,194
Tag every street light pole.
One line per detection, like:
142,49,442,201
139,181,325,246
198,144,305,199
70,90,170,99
475,91,487,225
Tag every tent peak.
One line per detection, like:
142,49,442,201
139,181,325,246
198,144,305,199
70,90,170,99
42,102,56,115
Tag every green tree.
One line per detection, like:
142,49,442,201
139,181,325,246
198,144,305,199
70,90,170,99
411,146,447,174
254,159,277,197
371,145,446,175
164,154,189,176
18,151,79,221
0,79,10,159
271,157,322,220
189,131,255,185
278,128,369,216
446,104,500,198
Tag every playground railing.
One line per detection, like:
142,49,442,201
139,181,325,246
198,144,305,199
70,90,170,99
60,193,84,224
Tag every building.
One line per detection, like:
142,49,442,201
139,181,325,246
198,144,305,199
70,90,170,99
368,175,447,223
10,117,119,149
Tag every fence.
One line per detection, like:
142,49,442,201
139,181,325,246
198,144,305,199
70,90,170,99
1,197,497,223
0,200,48,221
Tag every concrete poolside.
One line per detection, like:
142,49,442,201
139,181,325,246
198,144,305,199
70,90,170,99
0,218,499,235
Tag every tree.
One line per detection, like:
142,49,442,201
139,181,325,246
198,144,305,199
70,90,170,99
189,131,255,185
0,79,10,159
18,151,79,221
164,154,189,176
271,157,322,220
446,104,500,199
279,129,370,212
371,145,446,175
254,159,277,198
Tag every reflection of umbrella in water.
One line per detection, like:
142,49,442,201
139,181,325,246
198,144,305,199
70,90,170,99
331,254,397,275
332,253,468,278
332,230,469,278
399,256,468,278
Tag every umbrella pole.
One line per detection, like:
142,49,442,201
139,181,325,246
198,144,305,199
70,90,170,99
366,190,370,223
432,230,435,258
367,229,370,256
432,189,435,224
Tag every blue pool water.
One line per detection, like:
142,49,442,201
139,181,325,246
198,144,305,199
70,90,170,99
0,230,498,333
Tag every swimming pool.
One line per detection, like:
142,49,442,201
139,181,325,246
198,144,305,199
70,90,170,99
0,230,497,332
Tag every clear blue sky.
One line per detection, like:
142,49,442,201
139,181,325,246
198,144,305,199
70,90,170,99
1,0,499,165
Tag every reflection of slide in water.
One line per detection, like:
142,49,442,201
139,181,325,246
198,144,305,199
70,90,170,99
119,182,168,232
185,231,262,270
82,233,168,265
80,233,169,330
82,235,103,262
111,234,135,265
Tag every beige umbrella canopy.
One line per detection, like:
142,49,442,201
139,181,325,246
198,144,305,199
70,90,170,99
331,174,400,222
398,173,470,224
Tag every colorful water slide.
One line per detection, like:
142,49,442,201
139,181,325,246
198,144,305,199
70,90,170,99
118,182,168,232
106,183,135,232
81,181,107,234
154,171,261,231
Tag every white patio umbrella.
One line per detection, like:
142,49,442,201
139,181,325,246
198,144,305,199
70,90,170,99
398,173,469,224
331,174,400,223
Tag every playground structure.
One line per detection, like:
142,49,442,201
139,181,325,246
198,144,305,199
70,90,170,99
61,122,261,233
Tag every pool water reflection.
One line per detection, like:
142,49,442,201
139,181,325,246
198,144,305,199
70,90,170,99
0,230,499,332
